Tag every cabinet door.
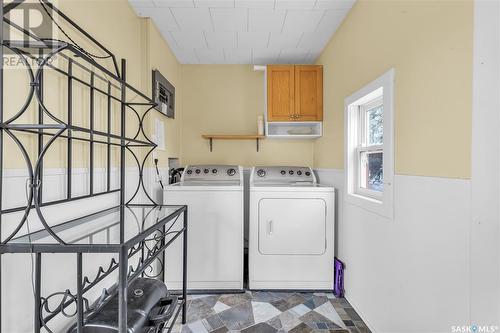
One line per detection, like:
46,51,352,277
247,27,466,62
267,65,295,121
295,65,323,121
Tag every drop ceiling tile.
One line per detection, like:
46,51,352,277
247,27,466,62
316,9,347,34
268,31,302,48
129,0,156,7
304,50,321,63
252,48,281,64
224,48,252,63
315,0,355,10
303,56,315,64
278,48,310,63
238,32,270,48
195,0,235,7
160,31,184,58
297,31,332,49
134,7,180,31
161,31,180,49
161,30,177,44
282,10,325,32
210,8,248,31
275,0,316,10
171,31,207,48
195,48,226,63
171,47,199,63
128,0,354,64
248,9,286,32
204,31,238,48
235,0,275,8
153,0,195,7
171,8,213,30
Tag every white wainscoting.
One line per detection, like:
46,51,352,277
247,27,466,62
315,169,471,333
1,167,164,333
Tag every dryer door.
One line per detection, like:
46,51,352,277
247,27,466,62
258,198,326,255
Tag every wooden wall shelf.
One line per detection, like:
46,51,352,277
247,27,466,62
201,135,265,152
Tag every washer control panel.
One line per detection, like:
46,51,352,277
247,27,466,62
251,166,315,184
183,165,241,182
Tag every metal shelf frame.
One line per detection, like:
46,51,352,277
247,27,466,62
0,1,188,332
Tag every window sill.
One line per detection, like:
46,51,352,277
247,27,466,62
345,191,394,220
350,192,382,204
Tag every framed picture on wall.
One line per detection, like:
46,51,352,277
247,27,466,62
152,69,175,118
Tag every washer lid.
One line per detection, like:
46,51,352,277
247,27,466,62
250,184,334,192
165,182,243,191
177,180,241,186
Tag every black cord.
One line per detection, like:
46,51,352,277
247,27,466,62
154,158,164,189
38,0,111,60
24,178,36,299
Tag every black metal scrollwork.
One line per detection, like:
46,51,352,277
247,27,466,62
1,41,159,245
1,2,188,332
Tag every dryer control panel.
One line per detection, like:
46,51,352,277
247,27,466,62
251,166,316,184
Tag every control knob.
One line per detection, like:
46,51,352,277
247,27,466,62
212,169,218,174
195,169,201,174
297,170,302,175
204,168,209,174
187,170,193,175
280,170,286,175
289,170,294,175
227,168,236,176
305,171,311,176
257,169,266,177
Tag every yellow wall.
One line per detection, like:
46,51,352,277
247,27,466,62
5,0,473,177
4,0,182,169
314,0,473,179
180,65,314,167
59,0,183,169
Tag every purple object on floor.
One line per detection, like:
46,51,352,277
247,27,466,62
333,257,345,297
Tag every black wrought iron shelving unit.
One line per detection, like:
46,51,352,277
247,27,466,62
0,1,187,333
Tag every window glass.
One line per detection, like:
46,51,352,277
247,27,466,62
359,151,383,192
367,105,383,145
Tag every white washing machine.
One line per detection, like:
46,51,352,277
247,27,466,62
164,165,244,291
249,166,335,290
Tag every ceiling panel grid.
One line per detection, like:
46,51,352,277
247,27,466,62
130,0,355,64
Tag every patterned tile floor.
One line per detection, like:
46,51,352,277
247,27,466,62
168,291,370,333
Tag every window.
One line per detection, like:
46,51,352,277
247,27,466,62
345,69,394,218
356,96,383,199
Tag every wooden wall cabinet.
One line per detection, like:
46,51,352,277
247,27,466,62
267,65,295,121
267,65,323,122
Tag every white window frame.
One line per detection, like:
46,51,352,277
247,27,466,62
355,96,383,200
345,69,394,219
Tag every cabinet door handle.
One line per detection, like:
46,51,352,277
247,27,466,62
267,220,273,235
